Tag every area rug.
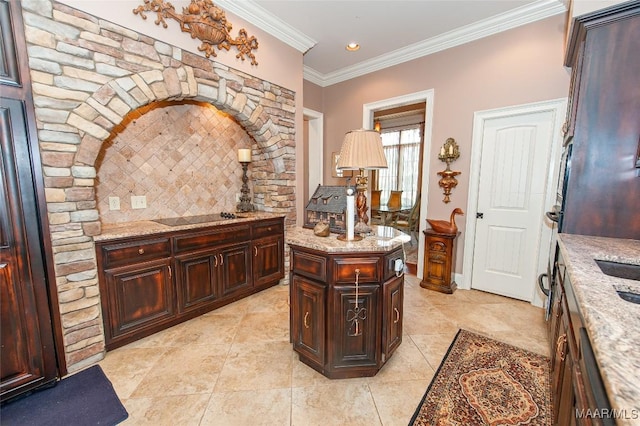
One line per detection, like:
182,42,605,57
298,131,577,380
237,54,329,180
410,329,551,426
1,365,128,425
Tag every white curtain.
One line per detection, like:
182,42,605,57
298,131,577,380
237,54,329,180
377,126,421,207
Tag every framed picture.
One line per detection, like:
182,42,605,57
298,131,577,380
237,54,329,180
332,152,353,178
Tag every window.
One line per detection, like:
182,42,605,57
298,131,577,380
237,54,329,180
376,125,422,206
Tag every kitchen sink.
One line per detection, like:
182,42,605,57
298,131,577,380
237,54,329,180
595,259,640,281
616,289,640,304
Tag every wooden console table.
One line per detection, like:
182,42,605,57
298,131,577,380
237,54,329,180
420,229,459,294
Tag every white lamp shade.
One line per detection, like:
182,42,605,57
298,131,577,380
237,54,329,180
337,129,388,170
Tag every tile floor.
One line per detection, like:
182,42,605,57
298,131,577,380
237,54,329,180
100,274,549,425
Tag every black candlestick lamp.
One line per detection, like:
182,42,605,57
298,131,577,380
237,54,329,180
237,148,254,212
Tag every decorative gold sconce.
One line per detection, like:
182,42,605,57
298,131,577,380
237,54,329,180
133,0,259,65
437,138,461,203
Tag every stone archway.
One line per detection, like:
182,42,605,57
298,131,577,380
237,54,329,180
26,2,296,371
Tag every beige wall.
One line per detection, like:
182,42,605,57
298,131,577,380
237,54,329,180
314,15,571,273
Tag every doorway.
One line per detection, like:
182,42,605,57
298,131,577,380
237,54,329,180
363,90,435,277
462,99,566,305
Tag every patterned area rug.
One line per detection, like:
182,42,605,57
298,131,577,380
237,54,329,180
410,329,551,426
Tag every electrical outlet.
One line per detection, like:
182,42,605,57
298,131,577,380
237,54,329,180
108,196,120,210
131,195,147,209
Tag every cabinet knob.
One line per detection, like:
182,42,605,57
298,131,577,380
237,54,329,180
138,248,145,255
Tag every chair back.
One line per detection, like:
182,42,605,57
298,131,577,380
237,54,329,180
387,190,402,209
371,190,382,207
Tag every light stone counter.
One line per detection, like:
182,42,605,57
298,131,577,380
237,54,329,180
94,212,286,242
285,225,411,253
557,234,640,423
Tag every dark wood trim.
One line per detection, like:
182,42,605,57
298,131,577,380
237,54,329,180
5,0,67,375
565,0,640,66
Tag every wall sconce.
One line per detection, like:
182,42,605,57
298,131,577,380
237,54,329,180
237,149,254,212
437,138,461,204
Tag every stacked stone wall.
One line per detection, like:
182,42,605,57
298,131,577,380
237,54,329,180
21,0,296,371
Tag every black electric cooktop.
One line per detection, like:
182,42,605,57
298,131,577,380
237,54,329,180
153,213,241,227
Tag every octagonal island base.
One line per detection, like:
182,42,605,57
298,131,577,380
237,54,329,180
286,226,409,379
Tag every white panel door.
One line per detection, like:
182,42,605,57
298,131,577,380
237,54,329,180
471,111,554,301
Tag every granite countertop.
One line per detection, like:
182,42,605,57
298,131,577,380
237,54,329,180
285,225,410,253
94,212,286,242
557,234,640,422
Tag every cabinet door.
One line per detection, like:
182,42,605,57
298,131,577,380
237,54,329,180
175,251,218,313
382,276,403,359
1,98,57,400
329,285,380,369
104,260,174,345
219,243,251,297
252,235,284,288
424,236,451,286
292,275,325,367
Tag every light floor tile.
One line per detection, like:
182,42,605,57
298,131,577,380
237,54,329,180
201,388,291,426
100,273,548,425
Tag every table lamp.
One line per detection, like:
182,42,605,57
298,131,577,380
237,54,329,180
337,129,388,234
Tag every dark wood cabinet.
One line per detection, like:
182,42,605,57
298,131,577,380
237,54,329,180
420,229,459,294
290,244,404,379
104,260,175,338
291,275,325,367
96,217,284,349
1,0,60,401
382,276,403,356
550,246,612,426
561,3,640,239
252,219,285,287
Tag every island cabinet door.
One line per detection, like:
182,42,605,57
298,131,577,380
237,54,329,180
252,235,284,288
382,276,403,359
103,260,174,345
291,275,326,367
329,285,380,369
174,250,218,314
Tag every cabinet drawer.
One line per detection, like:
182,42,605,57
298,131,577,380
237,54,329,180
292,250,327,282
252,219,283,239
101,238,171,269
173,225,250,254
333,257,379,284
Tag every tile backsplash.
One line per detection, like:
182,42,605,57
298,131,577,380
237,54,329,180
96,100,253,223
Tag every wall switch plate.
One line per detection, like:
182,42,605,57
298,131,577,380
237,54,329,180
108,196,120,210
131,195,147,209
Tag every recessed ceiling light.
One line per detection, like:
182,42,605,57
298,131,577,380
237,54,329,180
346,43,360,52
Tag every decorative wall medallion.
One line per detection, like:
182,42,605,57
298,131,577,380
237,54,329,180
133,0,259,65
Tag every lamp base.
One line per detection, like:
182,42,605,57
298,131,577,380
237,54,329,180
337,234,363,242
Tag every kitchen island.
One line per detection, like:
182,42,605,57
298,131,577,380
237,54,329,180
555,234,640,425
286,226,410,379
